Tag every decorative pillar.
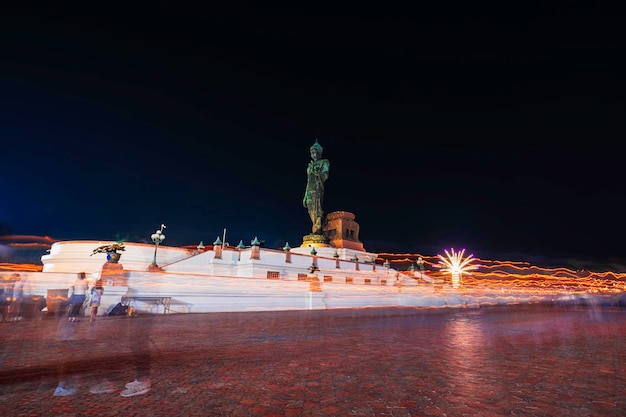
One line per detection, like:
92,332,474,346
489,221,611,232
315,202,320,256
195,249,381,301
250,237,261,260
283,242,291,263
236,240,245,261
213,236,223,259
196,241,205,254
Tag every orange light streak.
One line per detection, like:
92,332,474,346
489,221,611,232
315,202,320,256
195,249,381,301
377,251,626,296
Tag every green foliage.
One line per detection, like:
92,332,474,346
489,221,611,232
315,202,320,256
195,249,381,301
90,242,126,256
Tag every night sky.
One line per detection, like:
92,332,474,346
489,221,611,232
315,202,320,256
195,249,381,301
2,3,625,268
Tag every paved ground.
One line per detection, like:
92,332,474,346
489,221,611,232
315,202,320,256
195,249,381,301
1,304,626,417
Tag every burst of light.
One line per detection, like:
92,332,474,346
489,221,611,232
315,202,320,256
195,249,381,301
437,248,478,275
436,248,479,288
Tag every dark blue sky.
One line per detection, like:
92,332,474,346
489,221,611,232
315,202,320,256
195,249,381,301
2,3,625,266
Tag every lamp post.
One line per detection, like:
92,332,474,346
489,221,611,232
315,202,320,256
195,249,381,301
150,224,166,268
309,246,319,273
417,257,425,271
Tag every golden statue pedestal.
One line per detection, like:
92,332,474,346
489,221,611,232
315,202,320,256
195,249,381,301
301,233,329,247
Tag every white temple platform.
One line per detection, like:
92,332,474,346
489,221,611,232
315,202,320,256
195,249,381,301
13,240,554,317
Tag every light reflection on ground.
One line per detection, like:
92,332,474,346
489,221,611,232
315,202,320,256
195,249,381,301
1,304,625,416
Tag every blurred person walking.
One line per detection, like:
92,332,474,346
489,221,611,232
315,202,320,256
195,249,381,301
119,311,154,397
0,277,13,322
90,306,156,397
89,279,104,322
67,272,88,322
52,298,84,396
9,273,24,321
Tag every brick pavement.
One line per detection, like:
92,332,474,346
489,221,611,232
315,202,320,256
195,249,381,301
1,304,626,416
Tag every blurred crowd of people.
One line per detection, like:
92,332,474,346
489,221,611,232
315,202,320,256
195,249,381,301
0,273,26,322
2,271,153,398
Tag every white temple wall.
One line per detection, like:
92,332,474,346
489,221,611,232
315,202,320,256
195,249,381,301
31,240,461,316
123,271,317,312
41,240,382,277
42,241,194,273
14,269,554,316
